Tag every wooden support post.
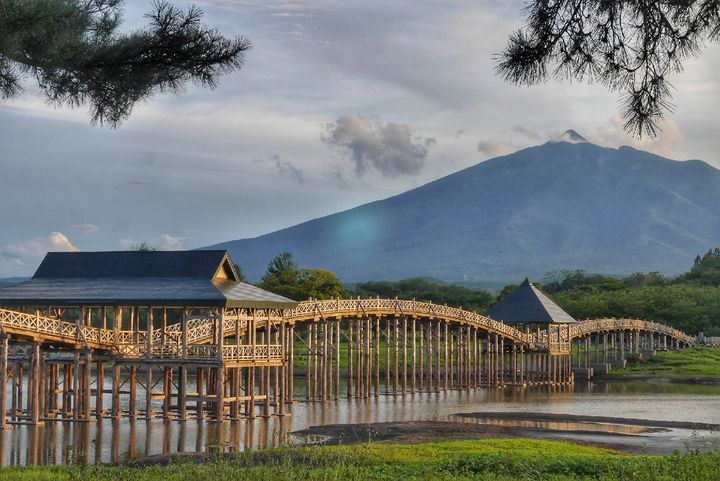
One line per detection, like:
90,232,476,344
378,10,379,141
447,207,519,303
306,323,312,400
289,324,295,404
0,336,9,430
111,363,121,419
96,359,104,419
73,353,80,420
197,367,205,420
348,320,354,398
216,366,225,421
385,320,391,393
411,317,417,393
145,364,153,419
83,351,91,420
163,367,172,421
129,366,137,419
402,317,408,395
374,317,380,397
427,321,433,392
443,322,449,392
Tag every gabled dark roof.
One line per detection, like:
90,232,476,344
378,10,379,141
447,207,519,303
0,251,296,309
487,278,576,324
34,251,235,279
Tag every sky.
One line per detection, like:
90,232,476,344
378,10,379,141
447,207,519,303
1,0,719,277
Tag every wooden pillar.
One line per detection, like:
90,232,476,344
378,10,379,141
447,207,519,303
411,317,417,393
145,364,153,419
393,317,399,395
73,353,80,420
443,322,449,392
335,320,340,401
347,320,354,398
402,317,408,395
111,363,121,419
83,351,91,420
129,365,137,419
28,343,41,424
216,366,225,421
197,367,205,420
163,367,172,421
0,336,9,430
374,317,380,397
95,359,104,419
306,322,312,400
289,324,295,404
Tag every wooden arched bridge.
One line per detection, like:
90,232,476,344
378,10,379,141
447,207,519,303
0,299,692,427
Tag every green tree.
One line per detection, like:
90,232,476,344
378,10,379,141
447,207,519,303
297,268,345,300
498,1,720,137
259,252,345,300
355,277,493,313
258,252,301,299
0,0,251,126
679,248,720,286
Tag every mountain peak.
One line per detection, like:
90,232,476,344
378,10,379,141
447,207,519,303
552,129,589,144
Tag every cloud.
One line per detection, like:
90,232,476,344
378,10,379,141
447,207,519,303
455,129,465,139
72,223,100,235
0,232,79,277
477,139,512,157
591,117,687,160
511,125,540,140
322,114,436,177
272,154,305,184
119,234,185,251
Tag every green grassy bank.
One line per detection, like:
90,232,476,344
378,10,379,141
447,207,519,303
2,439,720,481
610,347,720,381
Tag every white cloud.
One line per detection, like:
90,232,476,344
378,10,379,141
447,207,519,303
590,117,687,160
157,234,184,250
0,232,79,277
477,139,513,157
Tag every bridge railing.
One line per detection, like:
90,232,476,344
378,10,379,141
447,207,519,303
286,298,532,343
569,318,693,343
0,308,84,344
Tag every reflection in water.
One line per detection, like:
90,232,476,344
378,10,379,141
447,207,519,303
1,380,720,466
456,416,651,434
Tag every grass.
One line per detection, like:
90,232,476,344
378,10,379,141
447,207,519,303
612,347,720,379
2,439,720,480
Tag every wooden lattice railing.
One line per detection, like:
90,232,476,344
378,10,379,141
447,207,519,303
286,298,532,344
1,303,693,360
568,318,693,343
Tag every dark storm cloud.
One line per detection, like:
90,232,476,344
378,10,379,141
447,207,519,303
323,114,436,177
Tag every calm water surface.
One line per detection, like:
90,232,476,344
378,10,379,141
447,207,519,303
2,380,719,465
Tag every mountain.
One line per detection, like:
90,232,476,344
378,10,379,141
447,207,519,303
0,277,29,288
206,132,720,282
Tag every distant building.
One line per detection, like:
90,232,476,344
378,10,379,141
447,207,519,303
488,278,575,331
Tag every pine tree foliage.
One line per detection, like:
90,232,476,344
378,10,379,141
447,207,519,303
0,0,251,126
497,1,720,137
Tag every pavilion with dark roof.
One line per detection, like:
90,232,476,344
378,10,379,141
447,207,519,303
0,250,298,423
0,250,295,309
488,278,576,328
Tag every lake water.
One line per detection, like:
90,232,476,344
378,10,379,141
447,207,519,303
2,380,720,465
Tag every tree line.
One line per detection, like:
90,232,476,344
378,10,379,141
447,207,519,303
243,248,720,335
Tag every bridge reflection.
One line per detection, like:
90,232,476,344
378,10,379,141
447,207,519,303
0,417,297,466
0,382,581,466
